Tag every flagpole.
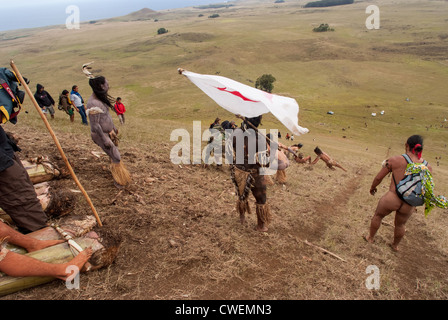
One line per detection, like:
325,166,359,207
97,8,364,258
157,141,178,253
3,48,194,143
10,60,103,227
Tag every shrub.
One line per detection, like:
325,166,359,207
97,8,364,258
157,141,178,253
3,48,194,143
304,0,354,8
157,27,168,35
313,23,334,32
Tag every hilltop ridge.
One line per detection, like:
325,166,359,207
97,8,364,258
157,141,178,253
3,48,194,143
108,7,164,22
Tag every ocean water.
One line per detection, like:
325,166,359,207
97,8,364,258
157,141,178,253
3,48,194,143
0,0,231,31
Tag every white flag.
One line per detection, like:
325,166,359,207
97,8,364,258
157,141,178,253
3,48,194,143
181,70,309,136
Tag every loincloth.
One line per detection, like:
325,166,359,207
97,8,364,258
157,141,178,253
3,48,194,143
275,169,287,184
231,165,257,201
326,159,337,168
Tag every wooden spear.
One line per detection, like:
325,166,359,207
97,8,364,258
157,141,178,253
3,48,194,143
9,60,103,227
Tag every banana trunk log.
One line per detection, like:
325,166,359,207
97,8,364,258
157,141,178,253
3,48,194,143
0,215,120,297
0,237,103,297
22,158,70,184
0,182,76,224
23,161,57,185
5,215,98,254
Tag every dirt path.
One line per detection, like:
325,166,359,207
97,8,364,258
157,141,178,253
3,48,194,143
1,125,447,300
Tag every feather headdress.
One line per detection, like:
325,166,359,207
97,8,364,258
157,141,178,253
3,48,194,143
82,61,95,79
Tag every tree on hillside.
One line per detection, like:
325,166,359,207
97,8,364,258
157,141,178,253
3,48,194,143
255,74,276,93
304,0,354,7
313,23,334,32
157,27,168,35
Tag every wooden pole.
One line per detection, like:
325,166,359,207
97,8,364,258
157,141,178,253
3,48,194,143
9,60,103,227
295,237,346,262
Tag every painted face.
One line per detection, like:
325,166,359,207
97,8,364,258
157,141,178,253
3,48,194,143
101,79,109,92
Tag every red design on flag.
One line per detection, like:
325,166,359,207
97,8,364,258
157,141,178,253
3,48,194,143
216,87,259,103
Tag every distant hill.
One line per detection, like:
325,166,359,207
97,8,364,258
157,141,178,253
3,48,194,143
112,7,163,21
194,3,235,9
304,0,354,8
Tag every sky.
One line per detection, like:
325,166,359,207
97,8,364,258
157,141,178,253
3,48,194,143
0,0,230,31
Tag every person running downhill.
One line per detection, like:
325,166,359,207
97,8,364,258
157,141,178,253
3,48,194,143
365,135,438,251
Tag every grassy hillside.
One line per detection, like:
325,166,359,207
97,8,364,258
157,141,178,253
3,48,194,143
1,0,448,300
2,0,447,150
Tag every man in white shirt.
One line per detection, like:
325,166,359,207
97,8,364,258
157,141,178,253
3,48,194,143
70,85,88,125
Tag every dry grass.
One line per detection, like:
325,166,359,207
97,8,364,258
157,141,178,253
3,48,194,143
1,0,448,301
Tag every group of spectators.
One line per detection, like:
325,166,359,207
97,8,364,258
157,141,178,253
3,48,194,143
34,84,126,125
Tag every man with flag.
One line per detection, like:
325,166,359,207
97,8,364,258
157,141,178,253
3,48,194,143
178,69,308,137
228,115,271,231
179,68,308,231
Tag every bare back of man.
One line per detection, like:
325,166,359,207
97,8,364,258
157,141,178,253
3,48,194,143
366,152,432,251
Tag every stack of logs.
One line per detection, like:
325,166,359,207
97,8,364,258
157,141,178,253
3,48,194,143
0,157,120,297
0,158,75,224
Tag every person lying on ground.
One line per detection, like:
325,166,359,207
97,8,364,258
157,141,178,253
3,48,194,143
311,147,347,172
288,143,303,160
294,152,312,164
0,220,92,280
288,144,311,164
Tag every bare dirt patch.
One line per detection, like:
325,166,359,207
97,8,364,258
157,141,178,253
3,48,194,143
1,123,447,300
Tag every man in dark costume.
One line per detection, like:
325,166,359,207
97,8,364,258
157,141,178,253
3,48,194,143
83,64,131,188
228,116,272,232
